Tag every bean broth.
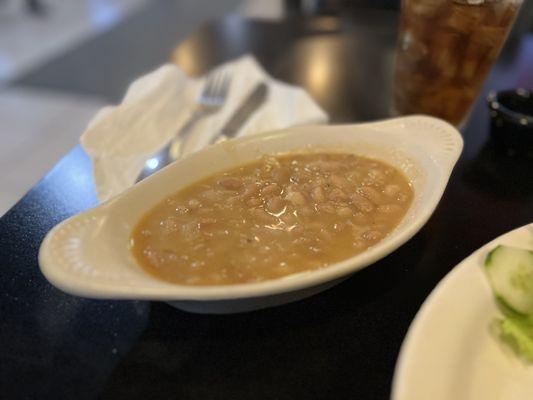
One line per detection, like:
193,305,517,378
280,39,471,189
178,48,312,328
131,153,413,285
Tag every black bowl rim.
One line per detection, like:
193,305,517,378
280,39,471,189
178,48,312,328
487,88,533,127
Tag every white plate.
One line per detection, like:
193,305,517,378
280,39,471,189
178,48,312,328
39,115,462,314
392,223,533,400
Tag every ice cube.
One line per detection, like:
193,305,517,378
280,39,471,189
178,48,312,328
409,0,447,18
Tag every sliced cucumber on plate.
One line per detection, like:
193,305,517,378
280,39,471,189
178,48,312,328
485,245,533,315
484,245,533,361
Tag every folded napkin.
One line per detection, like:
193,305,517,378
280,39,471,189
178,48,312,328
81,55,328,202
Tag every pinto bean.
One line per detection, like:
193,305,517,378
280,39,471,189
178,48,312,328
329,188,348,202
285,191,306,206
358,186,383,204
337,206,353,218
218,177,242,190
262,183,281,197
350,193,374,213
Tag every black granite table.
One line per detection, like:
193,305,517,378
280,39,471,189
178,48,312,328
1,11,533,400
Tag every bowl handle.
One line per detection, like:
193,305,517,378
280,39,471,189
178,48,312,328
38,208,116,295
359,115,464,171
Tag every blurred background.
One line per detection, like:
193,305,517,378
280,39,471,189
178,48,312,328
1,0,532,215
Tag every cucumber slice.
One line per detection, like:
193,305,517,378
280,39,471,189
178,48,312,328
485,245,533,315
496,316,533,362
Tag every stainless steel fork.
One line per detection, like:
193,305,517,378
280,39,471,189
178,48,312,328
136,70,232,182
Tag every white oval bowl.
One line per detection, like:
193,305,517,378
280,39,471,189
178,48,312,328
39,116,463,314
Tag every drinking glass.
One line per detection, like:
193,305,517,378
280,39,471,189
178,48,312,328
393,0,523,127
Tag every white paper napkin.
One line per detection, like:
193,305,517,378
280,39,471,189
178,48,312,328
81,55,328,202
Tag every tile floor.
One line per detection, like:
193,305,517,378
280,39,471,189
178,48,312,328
0,87,105,214
0,0,148,84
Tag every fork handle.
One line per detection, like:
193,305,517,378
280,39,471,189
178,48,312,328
168,108,204,161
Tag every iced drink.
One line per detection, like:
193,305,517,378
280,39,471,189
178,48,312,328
393,0,522,126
